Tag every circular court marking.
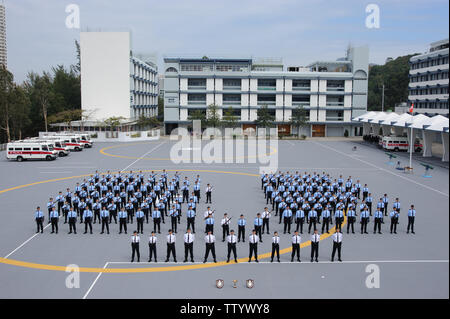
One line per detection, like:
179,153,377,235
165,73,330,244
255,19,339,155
0,169,345,273
99,141,278,161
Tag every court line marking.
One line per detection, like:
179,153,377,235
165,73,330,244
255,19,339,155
3,224,52,259
121,142,166,171
107,259,449,264
0,169,345,273
313,141,449,197
82,262,109,299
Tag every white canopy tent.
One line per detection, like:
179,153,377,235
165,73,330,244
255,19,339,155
353,111,449,162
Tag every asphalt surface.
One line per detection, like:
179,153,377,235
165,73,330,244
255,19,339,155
0,137,448,299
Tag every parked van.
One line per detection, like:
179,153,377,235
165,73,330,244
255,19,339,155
6,142,57,162
381,136,422,152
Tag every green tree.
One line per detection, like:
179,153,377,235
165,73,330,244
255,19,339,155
136,115,161,130
104,116,125,132
221,106,239,128
157,96,164,122
254,105,275,136
9,85,31,140
289,107,308,137
48,109,83,131
205,103,221,128
0,66,14,142
367,54,418,111
25,72,56,132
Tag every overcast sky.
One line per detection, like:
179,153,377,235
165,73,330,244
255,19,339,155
5,0,449,83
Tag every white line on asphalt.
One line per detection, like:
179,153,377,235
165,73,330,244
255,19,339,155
82,262,109,299
106,259,449,265
3,224,51,258
313,141,449,197
121,142,166,171
39,171,73,174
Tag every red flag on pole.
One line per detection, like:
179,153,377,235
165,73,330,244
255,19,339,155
409,103,414,114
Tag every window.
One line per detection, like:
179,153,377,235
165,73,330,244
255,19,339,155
15,147,23,151
188,78,206,88
165,67,178,73
8,148,12,151
24,148,31,151
292,79,310,90
223,79,241,89
33,148,39,151
257,79,276,89
257,94,276,105
42,146,48,151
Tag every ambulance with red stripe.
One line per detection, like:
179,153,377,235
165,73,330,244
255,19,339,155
6,142,57,162
43,133,92,149
26,138,70,157
381,136,422,152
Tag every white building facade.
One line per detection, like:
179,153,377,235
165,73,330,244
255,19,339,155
0,3,7,67
164,46,369,137
408,39,449,116
80,32,158,121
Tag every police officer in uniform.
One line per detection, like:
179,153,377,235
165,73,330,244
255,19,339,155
407,205,416,234
131,231,140,262
346,208,356,234
184,228,195,263
148,231,157,262
308,209,318,234
237,215,246,242
205,184,213,204
283,207,293,234
254,213,263,242
50,207,59,234
291,231,301,262
226,230,238,263
390,208,399,234
67,207,77,234
311,229,320,262
360,207,369,234
248,229,259,263
100,207,110,234
152,207,162,234
35,206,44,233
270,231,280,263
165,229,177,262
203,231,217,263
321,208,331,234
118,208,128,234
262,208,271,234
83,208,93,234
331,229,343,262
136,208,145,234
374,208,383,234
186,208,196,233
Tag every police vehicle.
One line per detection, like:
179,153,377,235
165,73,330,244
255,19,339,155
381,136,422,152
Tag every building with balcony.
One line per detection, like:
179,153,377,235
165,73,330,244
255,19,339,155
80,32,158,121
163,45,368,137
408,39,449,116
0,3,7,68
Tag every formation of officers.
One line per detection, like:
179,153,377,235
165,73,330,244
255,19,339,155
34,169,418,263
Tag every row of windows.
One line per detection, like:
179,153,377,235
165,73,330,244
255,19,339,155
411,56,449,69
132,64,157,82
409,87,449,95
186,109,342,120
411,101,449,109
133,79,157,93
410,71,449,82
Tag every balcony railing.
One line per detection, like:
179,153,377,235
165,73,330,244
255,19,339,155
258,86,276,90
223,86,242,90
327,87,345,92
292,101,310,106
258,101,276,105
188,100,207,105
326,117,344,121
292,86,310,91
326,102,344,106
187,86,206,90
223,100,242,105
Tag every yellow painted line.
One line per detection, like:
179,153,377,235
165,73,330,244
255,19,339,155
99,141,278,161
0,169,345,273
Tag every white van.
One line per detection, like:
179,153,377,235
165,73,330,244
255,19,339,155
43,134,84,151
6,142,57,162
45,133,93,148
25,138,69,157
381,136,423,152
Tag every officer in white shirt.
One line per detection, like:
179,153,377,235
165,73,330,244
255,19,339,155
165,229,177,262
221,213,231,242
262,207,272,234
203,231,217,263
184,228,195,263
291,231,301,262
226,230,238,263
148,231,157,262
205,184,213,204
310,229,320,262
131,231,140,263
270,231,281,263
34,206,44,233
407,204,416,234
331,229,343,262
248,230,259,263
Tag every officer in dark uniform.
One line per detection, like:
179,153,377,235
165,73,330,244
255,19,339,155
100,207,110,234
67,207,77,234
34,206,44,233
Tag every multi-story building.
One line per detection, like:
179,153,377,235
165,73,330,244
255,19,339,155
408,39,449,116
163,45,369,136
0,3,7,68
80,32,158,121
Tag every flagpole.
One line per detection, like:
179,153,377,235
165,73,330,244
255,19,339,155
409,103,414,169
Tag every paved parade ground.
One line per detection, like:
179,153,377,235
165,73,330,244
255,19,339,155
0,137,448,299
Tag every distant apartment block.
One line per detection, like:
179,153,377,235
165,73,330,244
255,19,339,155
408,39,449,116
0,3,7,67
80,32,158,121
163,45,369,137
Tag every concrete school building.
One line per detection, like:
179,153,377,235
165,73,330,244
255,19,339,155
163,45,369,137
80,32,158,121
408,38,449,116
